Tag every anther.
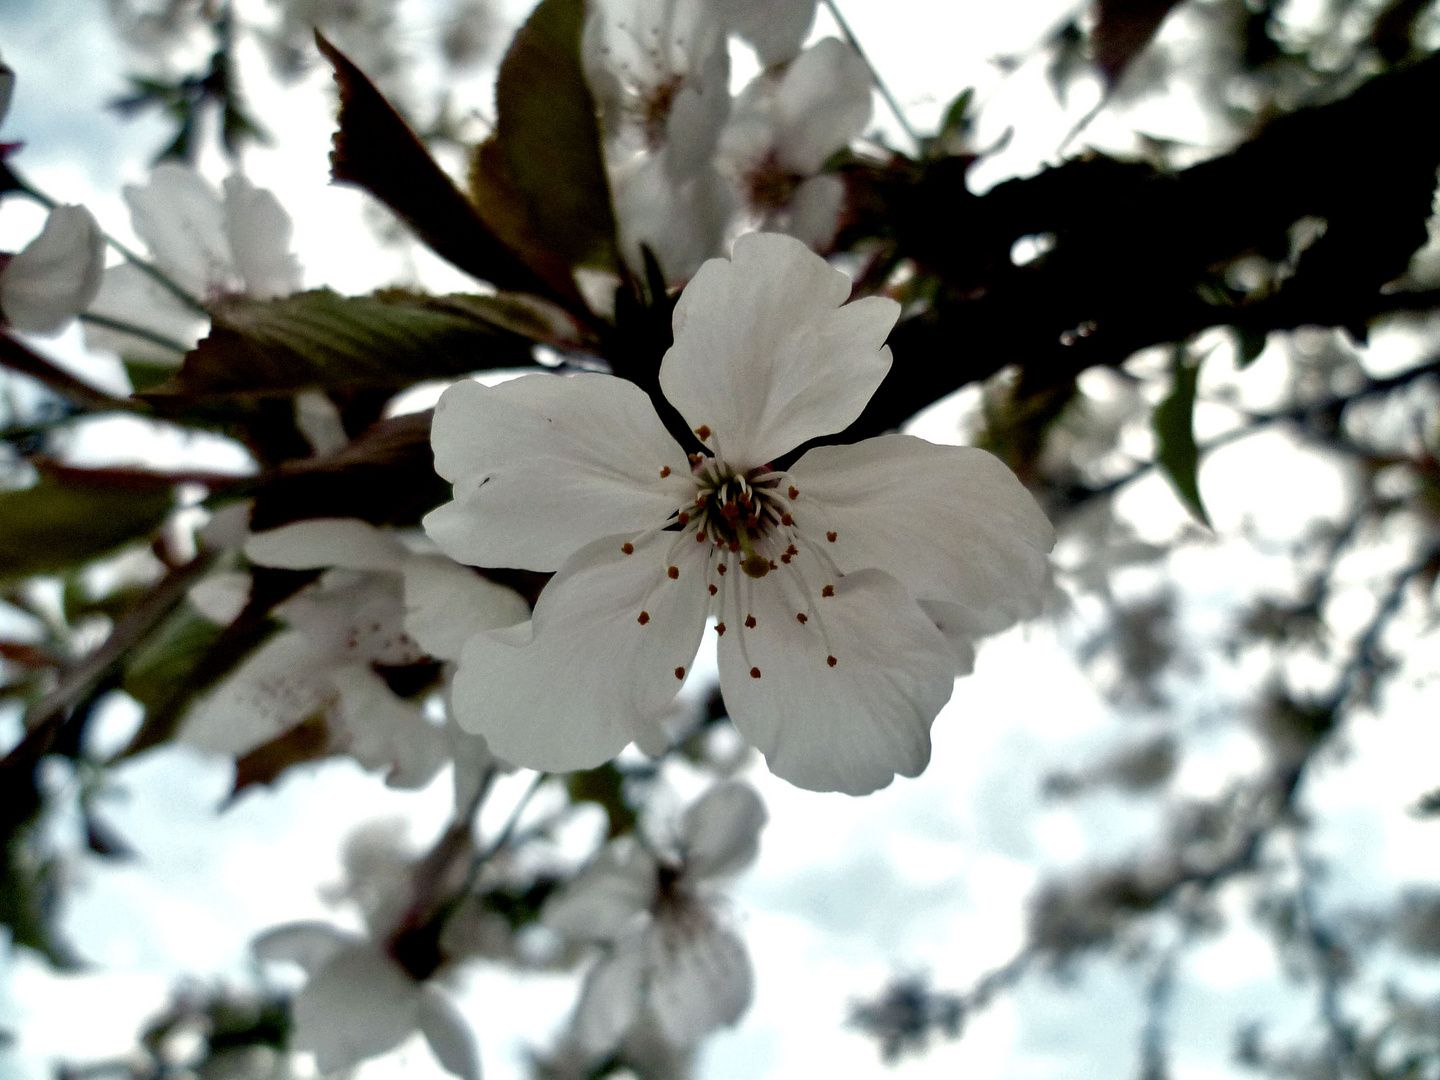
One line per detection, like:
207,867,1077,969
781,553,792,564
688,453,703,465
696,531,707,542
827,655,837,667
637,611,650,625
781,513,794,526
745,614,757,628
709,583,718,595
796,613,808,624
695,425,711,440
750,666,762,678
677,511,689,525
788,485,798,499
717,564,728,575
660,466,671,477
675,666,686,680
822,585,835,597
621,542,634,554
827,531,837,543
716,622,726,635
667,566,679,579
786,545,798,556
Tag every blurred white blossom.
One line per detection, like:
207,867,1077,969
0,205,105,336
545,781,766,1056
426,232,1055,794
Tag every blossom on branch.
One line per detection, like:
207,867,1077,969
426,231,1055,794
544,781,766,1056
0,204,104,335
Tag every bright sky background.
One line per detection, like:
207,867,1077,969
2,1,1440,1079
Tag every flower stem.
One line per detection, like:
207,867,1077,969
820,0,921,148
79,312,195,358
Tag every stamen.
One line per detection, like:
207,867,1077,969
716,622,726,635
796,613,807,623
708,583,718,595
822,585,835,597
675,666,686,679
660,466,671,478
827,655,837,667
788,485,798,499
781,513,794,526
750,666,761,678
622,542,634,554
745,614,757,629
667,566,679,579
677,511,689,525
694,425,711,440
827,531,837,543
637,611,650,625
717,563,728,575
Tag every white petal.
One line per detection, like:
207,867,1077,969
659,232,898,467
789,434,1055,634
679,782,766,879
780,174,845,251
277,572,421,667
401,555,529,662
664,40,731,179
222,174,301,300
426,374,691,572
417,987,482,1080
291,942,422,1073
245,518,408,572
179,629,332,756
253,921,356,975
0,205,104,335
918,600,978,675
545,841,658,942
574,938,646,1055
84,262,204,364
611,154,733,284
717,566,955,794
449,531,710,772
773,38,872,176
723,0,816,65
187,570,252,625
646,917,753,1046
295,390,349,457
124,162,232,296
331,664,449,789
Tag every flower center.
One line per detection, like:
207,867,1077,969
686,459,792,579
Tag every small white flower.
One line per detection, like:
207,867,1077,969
254,921,480,1079
85,162,301,364
181,518,527,790
0,204,105,335
584,0,734,279
719,37,873,249
427,232,1054,795
545,781,766,1054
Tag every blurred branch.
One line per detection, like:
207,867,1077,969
0,333,141,415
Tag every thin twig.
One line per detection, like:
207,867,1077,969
820,0,921,148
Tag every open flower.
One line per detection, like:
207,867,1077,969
426,231,1054,795
181,518,527,789
544,781,766,1055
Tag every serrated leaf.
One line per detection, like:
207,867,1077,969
470,0,618,278
1091,0,1185,88
0,465,173,581
315,33,560,302
147,289,535,399
1153,346,1212,527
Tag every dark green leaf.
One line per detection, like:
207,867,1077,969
315,33,562,302
476,0,619,275
148,289,535,399
0,465,173,581
1153,346,1212,527
123,604,226,716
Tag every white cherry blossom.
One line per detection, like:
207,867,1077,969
84,162,301,365
426,231,1054,795
544,781,765,1055
181,518,526,789
0,204,105,335
719,37,873,249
